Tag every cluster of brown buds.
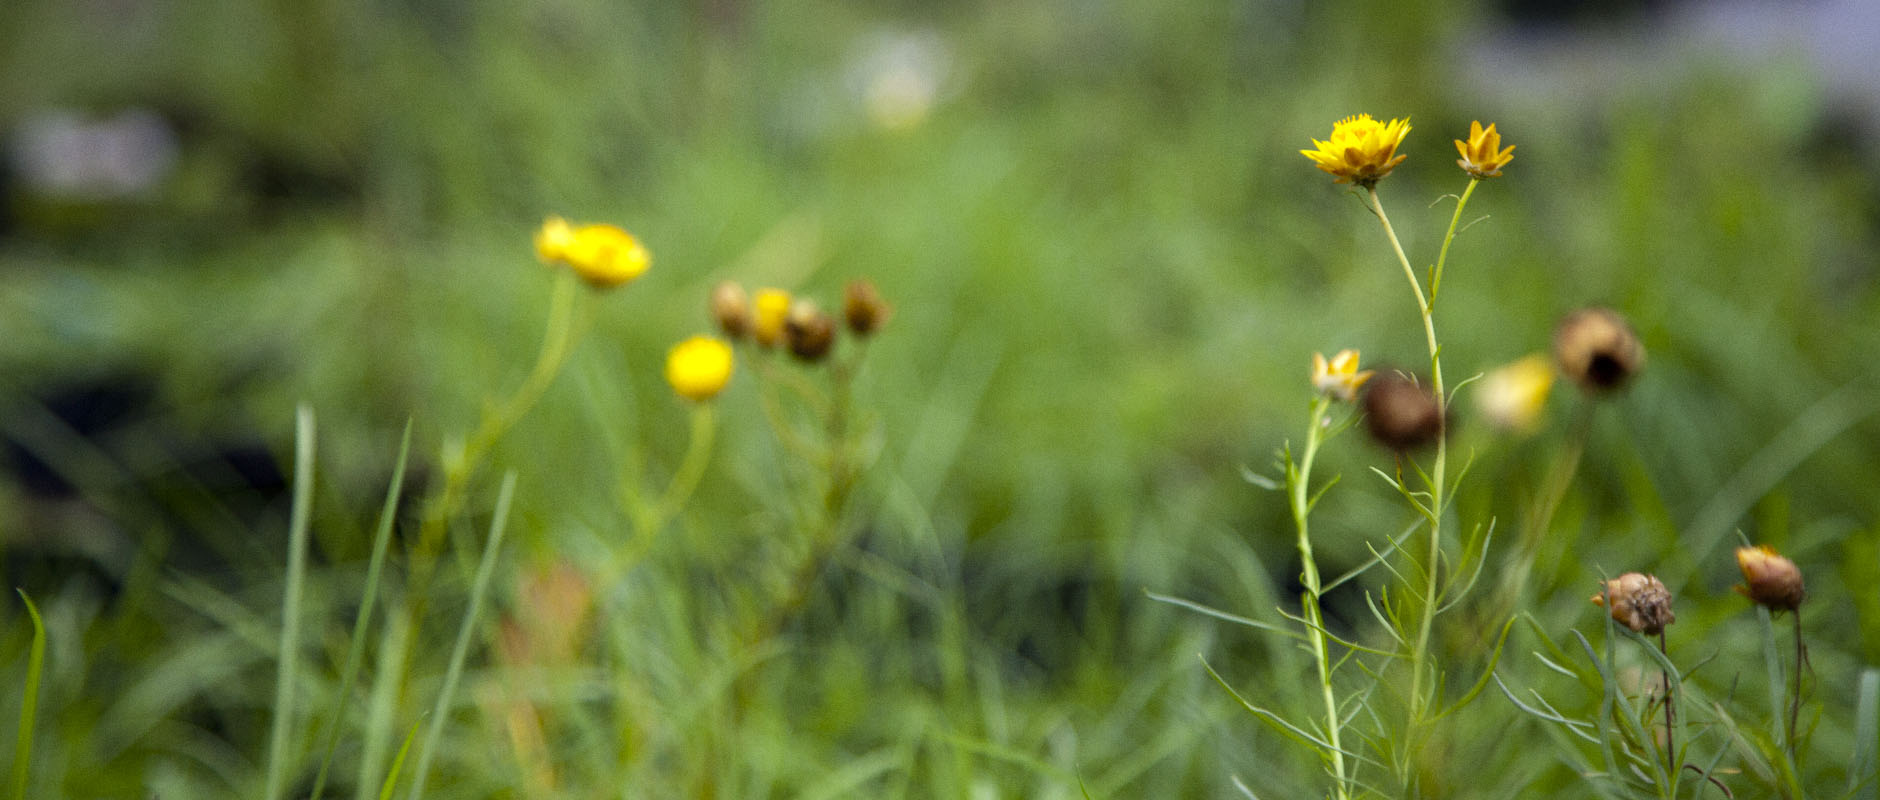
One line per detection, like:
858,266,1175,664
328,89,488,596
709,279,890,362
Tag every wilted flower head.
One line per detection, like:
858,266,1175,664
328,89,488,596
1301,114,1412,188
665,336,734,402
843,279,891,336
1311,349,1374,403
534,216,651,289
1363,371,1443,451
1554,307,1644,393
1474,354,1555,434
1591,572,1675,635
710,280,752,339
1454,121,1515,179
1736,545,1805,611
785,299,837,362
752,288,793,348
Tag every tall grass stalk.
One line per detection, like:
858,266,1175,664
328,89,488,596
406,470,517,800
8,591,45,800
265,404,317,800
309,420,414,800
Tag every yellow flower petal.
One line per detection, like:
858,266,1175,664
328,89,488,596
1301,115,1412,188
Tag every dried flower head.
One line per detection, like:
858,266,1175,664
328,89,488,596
1474,354,1556,434
1591,572,1675,635
1362,371,1443,451
1735,545,1805,611
1301,114,1412,188
534,216,651,289
1311,349,1374,403
665,336,734,401
785,299,837,362
1554,307,1644,393
752,288,792,348
1454,121,1515,179
843,279,891,336
709,280,751,339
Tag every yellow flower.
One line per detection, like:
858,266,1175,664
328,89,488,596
1311,349,1374,403
1300,115,1412,188
1454,120,1515,179
751,288,792,348
665,336,734,401
1474,354,1555,434
534,216,651,289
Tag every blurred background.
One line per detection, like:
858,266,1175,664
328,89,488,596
3,0,1879,796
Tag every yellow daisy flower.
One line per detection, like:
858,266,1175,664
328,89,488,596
1454,120,1515,179
1310,349,1374,403
534,217,652,289
1474,354,1554,434
665,336,734,402
1301,115,1412,188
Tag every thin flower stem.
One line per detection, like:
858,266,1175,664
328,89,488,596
651,404,718,531
1791,613,1806,763
1428,179,1480,306
1364,188,1447,730
1291,394,1351,800
1661,632,1675,782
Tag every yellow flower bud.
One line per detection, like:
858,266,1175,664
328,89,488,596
665,336,734,402
752,288,792,348
1735,545,1805,611
1474,354,1555,434
1310,349,1374,403
1454,121,1515,179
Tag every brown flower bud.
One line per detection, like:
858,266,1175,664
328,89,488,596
1735,545,1805,611
785,299,836,362
709,280,751,339
1554,307,1644,393
1591,572,1675,635
1362,371,1443,451
843,279,891,336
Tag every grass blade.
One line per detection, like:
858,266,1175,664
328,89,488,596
8,590,46,800
1852,667,1880,800
310,420,414,800
378,719,423,800
406,470,517,800
265,404,317,800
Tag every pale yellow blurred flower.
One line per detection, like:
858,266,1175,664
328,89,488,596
1310,349,1374,403
1474,354,1555,434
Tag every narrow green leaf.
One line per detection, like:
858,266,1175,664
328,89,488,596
265,404,317,800
9,590,46,800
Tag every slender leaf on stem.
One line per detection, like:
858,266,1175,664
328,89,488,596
9,590,46,800
1144,591,1310,644
265,404,317,800
407,471,518,800
1432,615,1516,721
310,420,413,800
1323,520,1420,594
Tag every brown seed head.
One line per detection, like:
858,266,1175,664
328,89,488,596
1735,545,1805,611
1591,572,1675,635
1362,371,1443,451
785,299,836,362
843,279,891,336
1554,307,1644,393
709,281,751,340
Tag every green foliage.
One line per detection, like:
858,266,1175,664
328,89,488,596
1,0,1878,797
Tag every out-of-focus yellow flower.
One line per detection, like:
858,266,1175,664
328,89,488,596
1300,115,1411,188
534,216,651,289
1311,349,1374,403
1454,121,1515,179
752,288,792,348
665,336,734,401
1474,354,1555,434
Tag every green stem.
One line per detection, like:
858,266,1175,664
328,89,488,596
1364,188,1447,731
1291,394,1351,800
1428,179,1480,306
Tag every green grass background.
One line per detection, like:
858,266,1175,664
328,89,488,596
2,0,1879,796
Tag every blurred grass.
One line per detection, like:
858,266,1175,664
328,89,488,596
2,0,1879,796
